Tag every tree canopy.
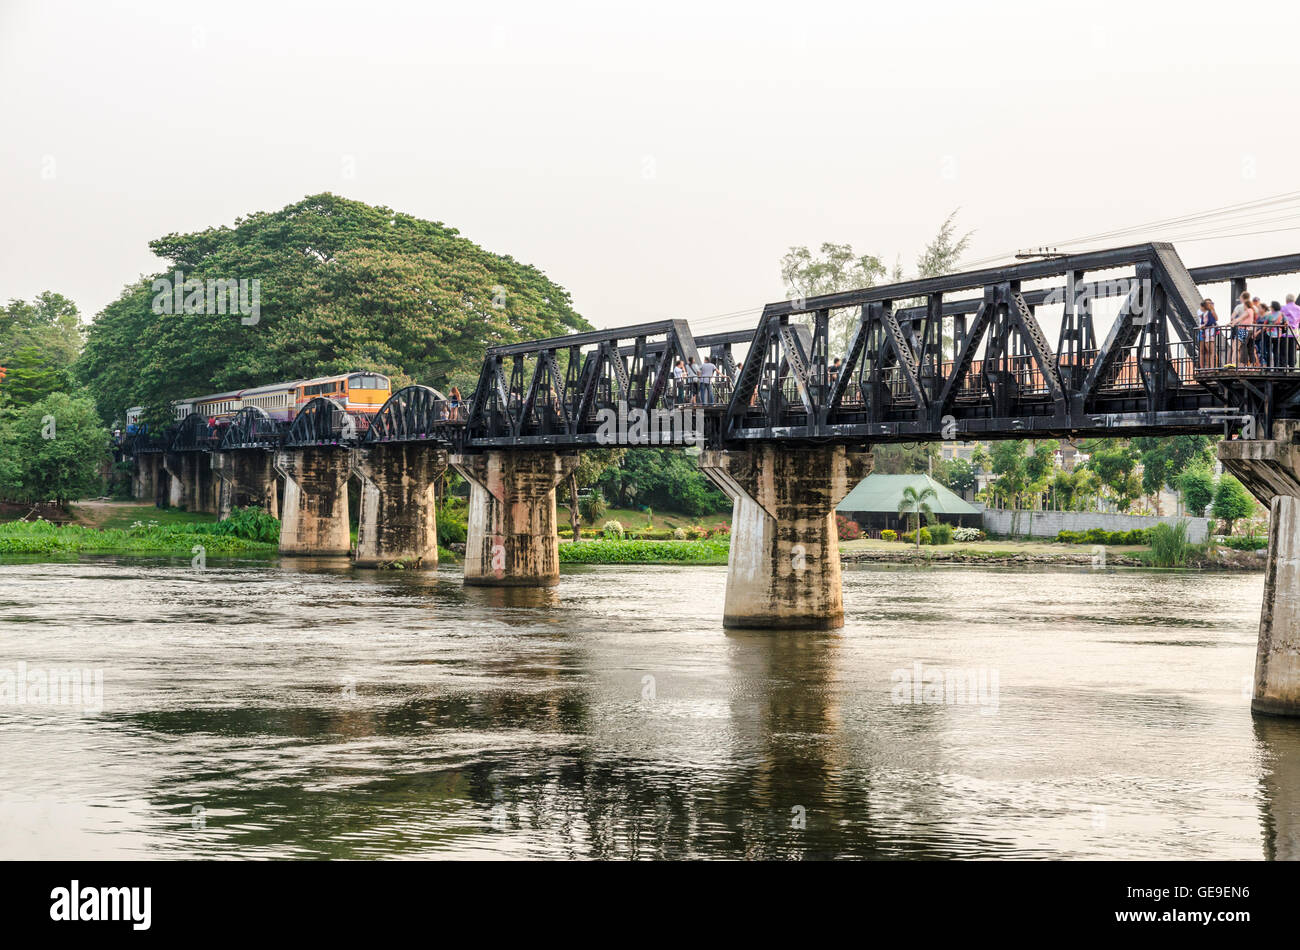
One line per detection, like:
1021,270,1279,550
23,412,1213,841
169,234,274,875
0,392,108,505
76,193,591,426
0,292,84,410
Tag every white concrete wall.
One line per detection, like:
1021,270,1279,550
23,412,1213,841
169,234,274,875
981,508,1211,543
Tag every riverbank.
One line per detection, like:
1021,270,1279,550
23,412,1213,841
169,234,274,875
838,538,1266,570
0,512,277,556
0,502,1267,570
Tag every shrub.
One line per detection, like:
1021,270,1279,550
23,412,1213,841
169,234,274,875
928,523,953,545
1218,534,1267,551
560,537,730,564
1149,520,1194,567
672,527,688,540
901,527,933,545
601,520,625,540
580,491,607,525
880,529,898,542
836,514,861,541
215,507,280,543
1056,527,1151,546
706,524,731,539
438,513,467,545
952,526,983,542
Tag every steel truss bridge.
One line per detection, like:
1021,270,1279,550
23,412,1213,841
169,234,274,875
130,243,1300,457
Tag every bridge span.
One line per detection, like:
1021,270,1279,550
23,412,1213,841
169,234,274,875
124,243,1300,717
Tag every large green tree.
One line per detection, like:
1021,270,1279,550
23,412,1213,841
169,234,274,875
1132,435,1216,513
0,392,108,505
596,449,729,517
0,292,84,409
77,194,591,426
1212,474,1256,536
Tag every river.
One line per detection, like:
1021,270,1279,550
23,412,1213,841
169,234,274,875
1,557,1296,860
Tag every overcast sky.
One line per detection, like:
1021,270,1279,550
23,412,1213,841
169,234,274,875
3,0,1300,334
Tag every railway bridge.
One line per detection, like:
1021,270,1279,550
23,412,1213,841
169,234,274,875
126,243,1300,716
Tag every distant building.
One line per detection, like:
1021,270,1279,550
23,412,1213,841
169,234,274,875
837,473,982,536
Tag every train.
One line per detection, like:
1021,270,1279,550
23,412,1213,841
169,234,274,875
170,371,393,427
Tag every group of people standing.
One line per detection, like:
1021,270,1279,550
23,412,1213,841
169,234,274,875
1199,292,1300,368
670,356,729,405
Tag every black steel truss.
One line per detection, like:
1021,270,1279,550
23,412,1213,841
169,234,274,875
363,385,462,444
284,397,360,447
723,242,1300,443
169,413,224,452
123,245,1300,457
463,319,705,446
220,406,287,450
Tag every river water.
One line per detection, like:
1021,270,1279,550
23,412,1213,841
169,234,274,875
1,556,1297,860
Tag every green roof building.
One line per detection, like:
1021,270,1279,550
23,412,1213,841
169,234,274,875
836,473,981,534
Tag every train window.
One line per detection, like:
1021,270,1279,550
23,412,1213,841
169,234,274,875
348,374,387,390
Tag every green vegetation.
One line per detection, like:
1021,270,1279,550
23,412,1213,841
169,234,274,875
559,537,730,565
76,193,591,429
561,448,626,541
897,483,938,550
1177,465,1216,518
1217,534,1267,551
0,511,278,556
934,457,975,494
0,392,108,505
1056,528,1152,545
900,526,933,545
595,448,729,518
60,504,215,531
0,292,83,408
1146,520,1198,567
1212,475,1256,536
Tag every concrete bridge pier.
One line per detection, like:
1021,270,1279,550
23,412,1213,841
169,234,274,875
191,453,219,514
213,449,279,520
132,453,160,501
351,443,448,567
1220,421,1300,717
274,448,352,556
700,445,873,629
162,452,190,509
450,450,578,586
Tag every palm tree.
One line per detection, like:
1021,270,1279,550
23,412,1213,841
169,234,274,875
897,483,939,550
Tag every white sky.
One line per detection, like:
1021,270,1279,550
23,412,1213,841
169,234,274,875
3,0,1300,335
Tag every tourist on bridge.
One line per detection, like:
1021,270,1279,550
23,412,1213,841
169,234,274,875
686,356,701,405
1261,302,1285,367
1197,299,1218,368
698,356,717,405
1229,291,1258,367
670,358,686,407
1283,294,1300,367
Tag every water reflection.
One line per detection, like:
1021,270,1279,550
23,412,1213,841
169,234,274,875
0,557,1287,858
1253,716,1300,860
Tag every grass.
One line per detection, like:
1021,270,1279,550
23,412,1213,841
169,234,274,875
73,502,219,531
560,537,730,564
565,506,731,533
0,516,277,556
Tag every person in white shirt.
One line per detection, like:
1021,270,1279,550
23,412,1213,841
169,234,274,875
698,357,718,404
670,359,685,406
